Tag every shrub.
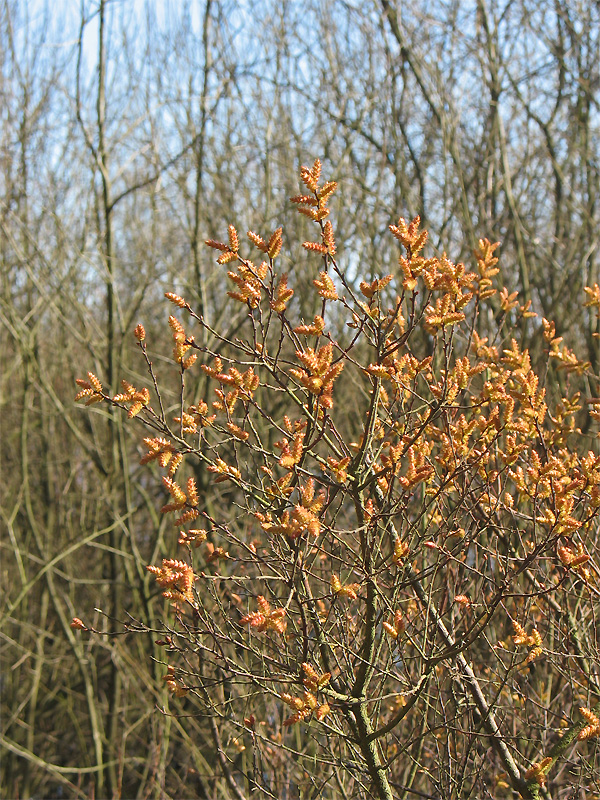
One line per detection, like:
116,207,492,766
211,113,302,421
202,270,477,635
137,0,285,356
75,160,600,799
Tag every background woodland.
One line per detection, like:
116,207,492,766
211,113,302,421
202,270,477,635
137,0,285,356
1,1,599,798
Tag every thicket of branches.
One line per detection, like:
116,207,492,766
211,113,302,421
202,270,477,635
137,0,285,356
1,1,599,799
75,161,600,800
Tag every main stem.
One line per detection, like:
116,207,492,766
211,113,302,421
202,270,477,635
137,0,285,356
351,703,394,800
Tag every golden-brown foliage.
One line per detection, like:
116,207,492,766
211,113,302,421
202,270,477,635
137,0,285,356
74,162,600,800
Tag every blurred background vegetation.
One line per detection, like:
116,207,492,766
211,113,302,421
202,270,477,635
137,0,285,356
1,0,598,797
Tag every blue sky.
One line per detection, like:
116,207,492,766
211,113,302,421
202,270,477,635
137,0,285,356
23,1,207,74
